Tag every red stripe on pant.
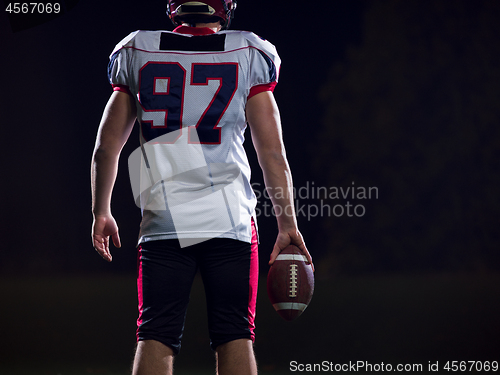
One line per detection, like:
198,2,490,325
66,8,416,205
247,219,259,341
136,245,144,340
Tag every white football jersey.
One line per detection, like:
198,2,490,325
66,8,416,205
108,27,281,247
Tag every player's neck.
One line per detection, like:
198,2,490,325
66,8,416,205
182,22,222,33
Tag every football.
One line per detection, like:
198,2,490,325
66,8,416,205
267,245,314,321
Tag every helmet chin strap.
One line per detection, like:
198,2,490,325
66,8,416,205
222,0,237,29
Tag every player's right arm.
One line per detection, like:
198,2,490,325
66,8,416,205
91,91,137,262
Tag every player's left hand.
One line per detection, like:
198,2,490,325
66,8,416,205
269,228,314,272
92,213,121,262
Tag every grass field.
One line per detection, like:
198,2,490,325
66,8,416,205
0,272,499,374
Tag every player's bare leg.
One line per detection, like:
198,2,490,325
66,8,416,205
215,339,257,375
132,340,174,375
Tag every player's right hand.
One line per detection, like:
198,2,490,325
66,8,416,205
269,228,314,272
92,214,121,262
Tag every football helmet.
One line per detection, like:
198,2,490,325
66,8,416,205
167,0,237,29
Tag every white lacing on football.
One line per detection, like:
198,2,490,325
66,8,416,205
289,264,298,297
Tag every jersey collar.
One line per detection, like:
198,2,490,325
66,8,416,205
173,26,217,35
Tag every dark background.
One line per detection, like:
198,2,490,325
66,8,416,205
1,0,499,373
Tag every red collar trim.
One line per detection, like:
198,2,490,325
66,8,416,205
173,26,216,35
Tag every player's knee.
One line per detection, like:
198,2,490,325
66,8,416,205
215,338,254,353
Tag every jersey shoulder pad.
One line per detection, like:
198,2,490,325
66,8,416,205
110,30,140,57
228,31,277,52
241,31,276,49
110,30,170,57
225,30,281,67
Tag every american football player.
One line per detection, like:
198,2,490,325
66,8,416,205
91,1,313,374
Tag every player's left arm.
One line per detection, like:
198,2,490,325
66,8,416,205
91,91,137,262
246,91,314,271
